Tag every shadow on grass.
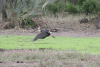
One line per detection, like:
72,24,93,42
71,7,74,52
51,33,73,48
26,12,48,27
0,48,5,52
33,42,53,44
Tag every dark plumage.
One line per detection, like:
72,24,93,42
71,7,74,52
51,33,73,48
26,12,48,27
33,30,52,41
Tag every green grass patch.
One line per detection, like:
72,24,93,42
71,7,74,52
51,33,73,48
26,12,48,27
0,35,100,54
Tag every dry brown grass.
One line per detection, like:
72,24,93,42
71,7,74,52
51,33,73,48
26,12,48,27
0,12,98,32
42,13,97,23
0,49,100,67
41,13,98,32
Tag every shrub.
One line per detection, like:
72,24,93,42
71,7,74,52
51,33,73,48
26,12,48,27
77,0,86,5
65,2,78,14
95,2,100,13
67,0,77,5
4,23,15,29
47,3,59,14
75,5,82,13
58,2,65,12
82,0,98,15
20,18,37,28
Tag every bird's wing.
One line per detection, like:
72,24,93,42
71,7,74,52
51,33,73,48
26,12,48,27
33,32,48,41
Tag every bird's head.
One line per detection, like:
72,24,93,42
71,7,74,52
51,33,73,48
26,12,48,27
49,31,52,34
38,26,41,32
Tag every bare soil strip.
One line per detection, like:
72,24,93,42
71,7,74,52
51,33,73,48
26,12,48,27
0,29,100,37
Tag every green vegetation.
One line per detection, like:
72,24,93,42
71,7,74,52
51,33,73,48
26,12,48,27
65,2,78,14
47,0,100,14
47,3,59,14
20,18,37,28
0,35,100,54
1,0,100,29
82,0,98,15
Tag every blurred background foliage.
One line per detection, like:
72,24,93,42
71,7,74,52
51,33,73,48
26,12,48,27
0,0,100,29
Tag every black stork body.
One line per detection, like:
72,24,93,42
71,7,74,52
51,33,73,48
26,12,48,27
33,30,54,41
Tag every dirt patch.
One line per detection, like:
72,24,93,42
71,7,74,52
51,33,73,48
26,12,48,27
0,49,100,67
0,29,100,37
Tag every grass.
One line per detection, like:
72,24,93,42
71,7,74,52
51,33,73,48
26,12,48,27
41,13,98,31
0,35,100,54
42,13,97,23
0,11,100,67
1,49,100,67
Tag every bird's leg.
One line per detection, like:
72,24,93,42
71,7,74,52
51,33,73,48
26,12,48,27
51,35,55,38
49,31,55,38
